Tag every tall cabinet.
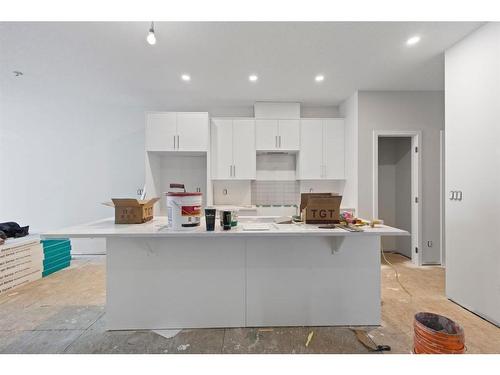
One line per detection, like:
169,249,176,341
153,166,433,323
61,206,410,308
445,23,500,325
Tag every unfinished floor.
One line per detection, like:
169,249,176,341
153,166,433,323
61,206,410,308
0,253,498,354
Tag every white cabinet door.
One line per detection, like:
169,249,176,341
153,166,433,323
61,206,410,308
146,113,177,151
233,119,256,179
278,119,300,151
211,118,233,179
177,113,208,151
255,119,279,151
324,119,345,179
298,119,324,179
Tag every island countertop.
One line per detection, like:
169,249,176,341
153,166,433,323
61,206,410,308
41,216,409,239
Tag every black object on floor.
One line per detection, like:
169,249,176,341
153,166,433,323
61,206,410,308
0,222,29,238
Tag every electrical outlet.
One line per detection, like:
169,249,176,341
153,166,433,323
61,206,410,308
427,241,433,247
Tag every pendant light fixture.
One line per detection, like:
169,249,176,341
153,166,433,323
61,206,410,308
146,22,156,45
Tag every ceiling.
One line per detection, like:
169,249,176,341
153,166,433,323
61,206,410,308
0,22,483,109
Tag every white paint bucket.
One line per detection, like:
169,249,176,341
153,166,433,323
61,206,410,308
166,191,203,230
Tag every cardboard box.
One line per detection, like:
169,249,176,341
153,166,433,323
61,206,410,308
300,193,336,212
301,193,342,224
103,198,160,224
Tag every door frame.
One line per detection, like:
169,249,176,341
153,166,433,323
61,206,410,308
372,130,422,266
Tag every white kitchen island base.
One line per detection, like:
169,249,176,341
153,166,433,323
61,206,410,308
43,217,408,330
106,235,380,330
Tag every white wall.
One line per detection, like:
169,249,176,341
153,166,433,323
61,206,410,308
445,22,500,325
0,89,146,232
210,105,340,118
339,92,358,213
356,91,444,264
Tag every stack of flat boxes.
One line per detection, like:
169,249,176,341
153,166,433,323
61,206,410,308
0,238,43,295
41,239,71,277
0,238,72,296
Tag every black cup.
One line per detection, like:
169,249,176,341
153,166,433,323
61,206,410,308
222,210,232,230
205,208,216,231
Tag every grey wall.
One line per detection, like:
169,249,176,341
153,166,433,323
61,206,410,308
378,137,412,257
357,91,444,264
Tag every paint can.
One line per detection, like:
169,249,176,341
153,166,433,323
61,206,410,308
166,184,202,230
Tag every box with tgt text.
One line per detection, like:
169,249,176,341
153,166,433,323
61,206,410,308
300,193,342,224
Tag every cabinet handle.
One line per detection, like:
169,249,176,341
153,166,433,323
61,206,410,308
229,165,232,177
233,165,236,177
173,135,176,149
275,135,278,148
177,135,180,149
279,136,281,148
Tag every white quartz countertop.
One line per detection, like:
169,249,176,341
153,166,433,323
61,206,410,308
41,216,409,239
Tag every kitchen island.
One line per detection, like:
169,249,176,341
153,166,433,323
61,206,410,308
42,217,408,330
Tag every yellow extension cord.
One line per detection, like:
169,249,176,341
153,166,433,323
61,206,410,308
381,247,412,297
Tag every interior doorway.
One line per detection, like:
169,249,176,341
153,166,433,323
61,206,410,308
373,131,422,265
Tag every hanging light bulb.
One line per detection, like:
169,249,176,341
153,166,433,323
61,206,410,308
146,22,156,45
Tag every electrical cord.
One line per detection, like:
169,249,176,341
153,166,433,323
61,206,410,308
381,248,412,297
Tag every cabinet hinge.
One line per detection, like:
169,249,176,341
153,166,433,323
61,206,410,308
415,197,418,203
415,247,419,254
415,146,418,153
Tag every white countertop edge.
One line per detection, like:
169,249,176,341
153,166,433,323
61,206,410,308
41,217,409,239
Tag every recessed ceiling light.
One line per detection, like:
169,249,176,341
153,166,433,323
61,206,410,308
406,35,421,46
315,74,325,82
181,74,191,82
248,74,258,82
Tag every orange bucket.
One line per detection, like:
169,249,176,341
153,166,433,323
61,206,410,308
414,312,465,354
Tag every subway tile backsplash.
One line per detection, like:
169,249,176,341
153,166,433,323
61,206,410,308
251,181,300,206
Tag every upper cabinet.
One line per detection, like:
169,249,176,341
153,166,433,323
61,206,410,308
298,119,345,180
255,119,300,151
145,112,209,152
211,118,256,180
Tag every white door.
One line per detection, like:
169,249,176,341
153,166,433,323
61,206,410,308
255,119,279,151
323,119,345,179
145,112,177,151
177,113,208,151
278,120,300,151
298,119,324,179
233,119,256,179
211,118,233,179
